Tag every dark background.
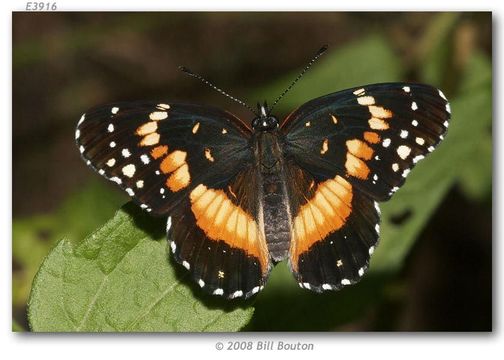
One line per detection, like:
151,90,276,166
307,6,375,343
12,12,492,331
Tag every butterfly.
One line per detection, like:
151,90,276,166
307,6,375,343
75,46,450,299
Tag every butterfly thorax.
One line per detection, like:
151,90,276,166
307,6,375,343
253,129,292,262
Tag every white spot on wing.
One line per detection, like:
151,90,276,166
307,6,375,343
111,107,119,114
122,164,136,178
413,155,425,164
303,283,311,290
369,246,375,255
428,146,435,152
79,145,85,153
341,279,351,285
392,163,399,172
358,267,365,277
213,288,224,296
110,177,122,184
375,224,380,233
397,145,412,159
438,89,447,100
231,290,243,298
411,101,418,111
402,86,411,93
106,158,116,167
98,169,105,175
78,114,85,126
136,180,144,188
125,188,135,196
166,216,172,231
374,201,381,214
353,88,365,96
446,103,451,113
140,154,150,164
415,137,425,145
109,141,116,148
198,279,205,288
182,261,190,270
170,241,176,253
402,169,411,178
108,123,114,133
322,284,332,290
412,119,418,127
122,148,131,158
400,130,408,139
251,286,260,294
382,138,391,148
75,129,80,139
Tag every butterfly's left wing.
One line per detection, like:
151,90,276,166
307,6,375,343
76,101,272,298
281,83,450,201
281,83,450,290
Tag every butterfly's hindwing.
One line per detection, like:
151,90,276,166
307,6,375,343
169,165,271,299
285,163,380,291
282,83,450,201
76,102,252,215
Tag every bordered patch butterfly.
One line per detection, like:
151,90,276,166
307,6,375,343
76,46,450,299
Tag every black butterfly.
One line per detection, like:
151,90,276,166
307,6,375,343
75,46,450,299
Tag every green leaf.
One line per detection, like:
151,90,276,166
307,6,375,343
28,204,254,332
13,180,124,310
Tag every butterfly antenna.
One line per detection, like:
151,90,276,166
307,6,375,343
179,66,258,116
269,44,329,113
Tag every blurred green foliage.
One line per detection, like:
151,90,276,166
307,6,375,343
14,13,492,332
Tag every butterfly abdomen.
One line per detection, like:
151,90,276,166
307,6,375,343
254,131,293,262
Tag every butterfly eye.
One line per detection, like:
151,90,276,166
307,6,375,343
252,116,279,131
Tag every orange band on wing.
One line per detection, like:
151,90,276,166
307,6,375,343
290,175,353,271
190,184,268,271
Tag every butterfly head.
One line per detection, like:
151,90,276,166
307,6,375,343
252,101,279,132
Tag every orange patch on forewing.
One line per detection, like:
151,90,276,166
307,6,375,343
364,131,380,144
320,139,329,155
290,175,353,271
345,153,370,179
190,184,268,271
139,132,160,146
136,121,158,136
368,117,389,130
160,150,187,174
204,148,214,162
150,145,168,159
346,139,373,160
149,111,168,121
166,164,190,191
368,105,392,119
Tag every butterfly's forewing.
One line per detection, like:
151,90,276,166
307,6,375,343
281,83,450,290
76,102,271,298
76,102,252,215
282,83,450,201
